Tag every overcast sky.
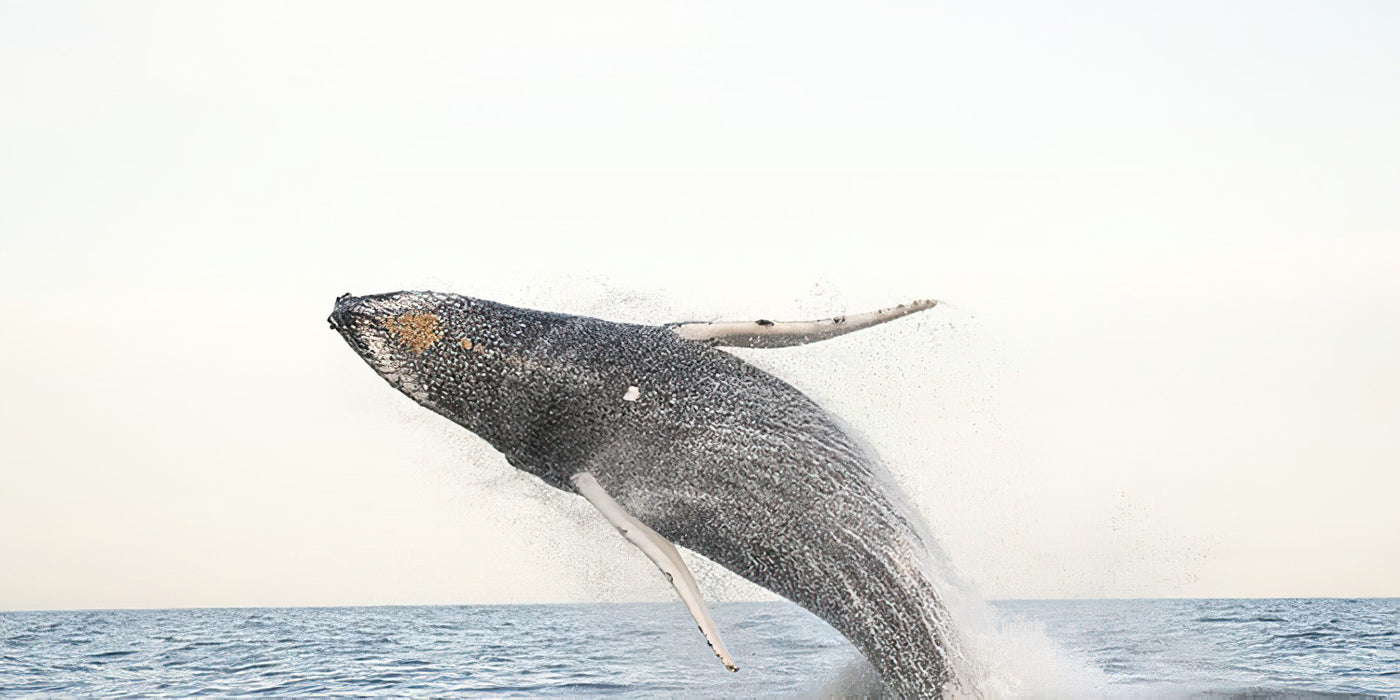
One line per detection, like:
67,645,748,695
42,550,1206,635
2,1,1397,611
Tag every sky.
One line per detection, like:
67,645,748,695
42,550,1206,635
1,1,1397,611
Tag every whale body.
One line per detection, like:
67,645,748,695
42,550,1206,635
329,291,963,697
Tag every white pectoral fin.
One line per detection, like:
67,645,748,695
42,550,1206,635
668,298,938,348
570,472,738,672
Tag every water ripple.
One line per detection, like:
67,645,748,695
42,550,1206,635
0,599,1396,696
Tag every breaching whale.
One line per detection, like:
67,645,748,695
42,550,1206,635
329,291,963,697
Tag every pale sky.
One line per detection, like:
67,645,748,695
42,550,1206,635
2,1,1397,611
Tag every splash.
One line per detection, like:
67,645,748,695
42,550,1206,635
676,289,1106,696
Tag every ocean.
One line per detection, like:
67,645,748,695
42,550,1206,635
1,599,1395,697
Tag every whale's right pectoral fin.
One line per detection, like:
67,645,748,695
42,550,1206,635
667,298,938,348
570,471,738,672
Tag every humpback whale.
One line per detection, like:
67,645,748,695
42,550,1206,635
328,291,964,697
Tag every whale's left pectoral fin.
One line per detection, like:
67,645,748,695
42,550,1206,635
570,472,739,672
667,298,938,348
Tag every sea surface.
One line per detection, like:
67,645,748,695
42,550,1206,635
1,599,1395,697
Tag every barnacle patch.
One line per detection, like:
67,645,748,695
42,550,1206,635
379,313,444,354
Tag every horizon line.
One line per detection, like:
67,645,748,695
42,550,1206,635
5,596,1397,615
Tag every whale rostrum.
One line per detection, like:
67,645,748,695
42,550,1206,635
329,291,961,697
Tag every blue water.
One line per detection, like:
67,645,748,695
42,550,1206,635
1,599,1395,697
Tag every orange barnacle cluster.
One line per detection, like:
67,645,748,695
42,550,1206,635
379,313,445,354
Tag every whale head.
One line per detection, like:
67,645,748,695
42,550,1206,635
328,291,532,425
331,291,442,382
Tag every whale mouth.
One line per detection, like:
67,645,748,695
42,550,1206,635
327,292,354,331
328,292,439,406
328,293,391,343
329,294,390,366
